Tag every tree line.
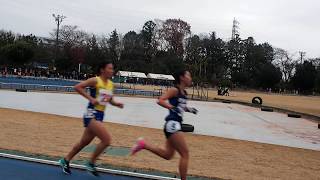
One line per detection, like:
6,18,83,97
0,18,319,94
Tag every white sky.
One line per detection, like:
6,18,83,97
0,0,319,58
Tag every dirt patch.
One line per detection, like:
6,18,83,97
0,108,319,180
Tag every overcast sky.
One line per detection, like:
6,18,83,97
0,0,319,58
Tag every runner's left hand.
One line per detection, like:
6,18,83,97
185,107,198,114
117,102,124,109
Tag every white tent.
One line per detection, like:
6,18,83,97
116,71,147,78
147,73,175,81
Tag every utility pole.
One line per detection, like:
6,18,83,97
52,14,66,69
231,18,240,40
299,51,306,64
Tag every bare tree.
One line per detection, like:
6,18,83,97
50,25,88,48
274,48,297,82
152,19,168,51
159,19,191,57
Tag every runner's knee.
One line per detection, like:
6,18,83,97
100,137,111,146
179,148,189,159
164,151,175,160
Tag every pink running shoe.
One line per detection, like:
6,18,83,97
131,137,145,156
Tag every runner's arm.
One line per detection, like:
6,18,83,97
157,88,178,110
74,77,98,105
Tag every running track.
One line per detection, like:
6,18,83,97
0,154,177,180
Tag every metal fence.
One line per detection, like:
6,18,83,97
0,82,162,97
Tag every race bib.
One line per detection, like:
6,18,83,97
166,121,181,133
98,89,113,105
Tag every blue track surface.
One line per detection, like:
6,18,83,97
0,157,142,180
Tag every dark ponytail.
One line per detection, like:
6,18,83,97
173,69,187,85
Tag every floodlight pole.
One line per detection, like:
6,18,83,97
52,14,66,69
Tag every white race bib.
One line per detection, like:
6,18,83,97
98,89,113,105
166,121,181,133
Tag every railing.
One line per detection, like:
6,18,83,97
0,75,81,82
0,82,162,97
0,82,74,92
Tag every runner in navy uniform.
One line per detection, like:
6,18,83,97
131,70,197,180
